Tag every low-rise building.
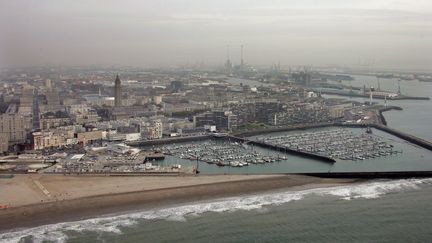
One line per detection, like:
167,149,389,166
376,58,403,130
328,103,352,119
32,131,70,150
77,130,103,145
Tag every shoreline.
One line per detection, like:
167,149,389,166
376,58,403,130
0,175,356,232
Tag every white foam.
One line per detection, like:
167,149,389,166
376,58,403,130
1,178,432,243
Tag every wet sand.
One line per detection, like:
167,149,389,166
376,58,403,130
0,174,356,231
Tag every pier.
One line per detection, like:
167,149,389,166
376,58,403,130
337,123,432,152
126,135,211,146
217,135,336,164
371,124,432,151
125,121,432,165
233,122,335,137
256,128,399,161
377,106,403,125
315,89,430,100
159,140,289,167
298,171,432,179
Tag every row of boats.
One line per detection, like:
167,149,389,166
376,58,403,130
159,140,287,167
259,128,401,161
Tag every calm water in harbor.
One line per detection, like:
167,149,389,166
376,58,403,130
326,73,432,140
154,75,432,175
150,127,432,174
3,75,432,243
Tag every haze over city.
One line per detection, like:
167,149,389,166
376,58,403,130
1,0,432,70
1,1,432,242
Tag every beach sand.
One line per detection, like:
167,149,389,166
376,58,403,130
0,174,356,231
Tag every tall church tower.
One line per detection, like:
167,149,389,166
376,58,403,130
114,75,122,107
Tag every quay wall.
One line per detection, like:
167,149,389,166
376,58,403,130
126,119,432,159
234,122,368,137
2,171,185,176
233,122,335,137
378,106,403,125
219,135,336,164
370,124,432,151
127,135,211,146
298,171,432,179
336,122,432,151
319,90,430,100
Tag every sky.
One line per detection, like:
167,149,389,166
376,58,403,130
0,0,431,71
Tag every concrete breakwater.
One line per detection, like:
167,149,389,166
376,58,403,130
298,171,432,179
126,135,211,146
0,171,184,176
233,121,432,153
218,135,336,164
337,123,432,152
233,123,335,137
378,106,403,125
317,89,430,100
126,121,432,165
371,124,432,151
340,122,432,151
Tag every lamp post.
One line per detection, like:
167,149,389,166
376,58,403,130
195,151,200,174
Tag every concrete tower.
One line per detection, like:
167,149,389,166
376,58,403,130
45,79,52,91
114,75,122,107
225,44,232,73
397,79,401,95
240,44,244,67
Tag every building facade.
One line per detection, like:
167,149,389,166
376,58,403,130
0,113,29,152
194,110,237,131
114,75,122,107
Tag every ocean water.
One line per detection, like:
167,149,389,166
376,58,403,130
2,178,432,243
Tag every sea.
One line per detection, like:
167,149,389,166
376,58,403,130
3,179,432,243
2,74,432,243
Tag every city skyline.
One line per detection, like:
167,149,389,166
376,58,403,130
1,1,432,238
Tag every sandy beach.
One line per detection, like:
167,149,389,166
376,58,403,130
0,174,356,231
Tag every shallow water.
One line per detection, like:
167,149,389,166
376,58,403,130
3,178,432,243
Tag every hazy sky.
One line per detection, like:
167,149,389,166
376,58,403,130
1,0,431,70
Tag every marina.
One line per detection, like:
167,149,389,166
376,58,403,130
159,140,286,167
140,127,432,174
2,126,431,175
258,128,401,161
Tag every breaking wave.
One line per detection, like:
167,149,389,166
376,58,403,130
2,178,432,243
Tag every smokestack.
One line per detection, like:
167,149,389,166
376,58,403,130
225,44,232,72
241,44,244,67
227,44,230,62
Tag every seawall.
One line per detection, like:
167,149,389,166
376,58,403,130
318,89,430,100
127,135,211,146
219,135,336,164
378,106,403,125
371,124,432,151
233,123,335,137
299,171,432,179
